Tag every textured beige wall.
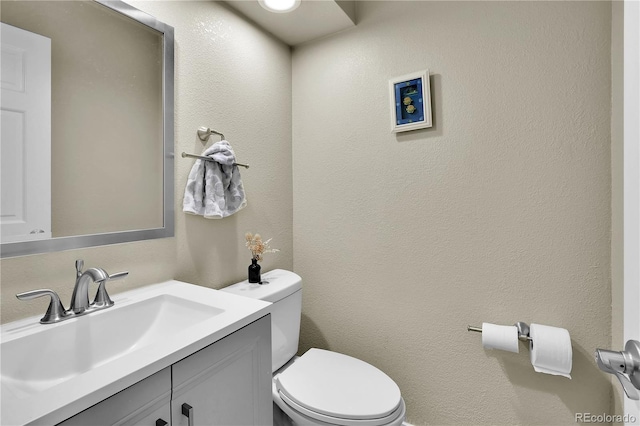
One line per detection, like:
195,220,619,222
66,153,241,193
292,2,612,424
0,0,293,323
127,0,294,289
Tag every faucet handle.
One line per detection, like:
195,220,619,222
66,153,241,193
92,271,128,308
108,271,129,281
16,289,69,324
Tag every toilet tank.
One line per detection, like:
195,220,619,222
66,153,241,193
221,269,302,372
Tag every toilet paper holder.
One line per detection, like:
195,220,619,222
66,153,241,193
467,322,533,342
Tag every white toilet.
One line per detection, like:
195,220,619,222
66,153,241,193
222,269,406,426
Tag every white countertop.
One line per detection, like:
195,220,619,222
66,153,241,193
0,280,271,426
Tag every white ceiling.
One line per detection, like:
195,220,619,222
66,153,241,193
223,0,356,46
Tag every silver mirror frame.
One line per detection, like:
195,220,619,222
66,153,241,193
1,0,174,258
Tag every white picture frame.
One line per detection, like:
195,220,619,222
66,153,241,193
389,69,432,133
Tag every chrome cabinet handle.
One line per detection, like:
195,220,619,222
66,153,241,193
155,419,168,426
16,289,69,324
182,403,194,426
595,340,640,400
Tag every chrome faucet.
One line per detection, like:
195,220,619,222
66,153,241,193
16,259,128,324
70,260,109,314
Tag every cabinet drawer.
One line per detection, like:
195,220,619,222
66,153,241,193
58,368,171,426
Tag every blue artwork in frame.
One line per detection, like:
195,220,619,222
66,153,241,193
389,70,432,133
395,78,424,125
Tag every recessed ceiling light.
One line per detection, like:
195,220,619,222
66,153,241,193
259,0,301,13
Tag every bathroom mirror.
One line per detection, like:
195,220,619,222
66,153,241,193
0,0,174,258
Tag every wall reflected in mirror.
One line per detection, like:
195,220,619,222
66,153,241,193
1,0,164,246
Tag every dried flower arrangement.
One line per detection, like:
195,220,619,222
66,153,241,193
245,232,279,262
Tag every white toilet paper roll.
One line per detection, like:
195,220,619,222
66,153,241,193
529,323,572,379
481,323,519,353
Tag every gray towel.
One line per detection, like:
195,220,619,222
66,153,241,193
183,141,247,219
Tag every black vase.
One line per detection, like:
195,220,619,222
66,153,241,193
248,258,261,283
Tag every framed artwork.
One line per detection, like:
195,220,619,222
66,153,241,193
389,70,432,133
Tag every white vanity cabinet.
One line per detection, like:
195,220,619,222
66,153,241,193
58,316,271,426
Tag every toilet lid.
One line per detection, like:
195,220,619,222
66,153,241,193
275,349,402,422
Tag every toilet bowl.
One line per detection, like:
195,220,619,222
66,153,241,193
273,349,406,426
222,270,406,426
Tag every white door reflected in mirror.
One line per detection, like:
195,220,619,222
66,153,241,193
1,23,51,243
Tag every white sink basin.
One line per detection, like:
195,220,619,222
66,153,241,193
1,280,271,425
2,294,223,399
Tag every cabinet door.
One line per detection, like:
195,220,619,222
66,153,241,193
171,315,272,426
58,368,171,426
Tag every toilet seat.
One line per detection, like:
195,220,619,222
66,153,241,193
275,349,403,426
277,391,406,426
